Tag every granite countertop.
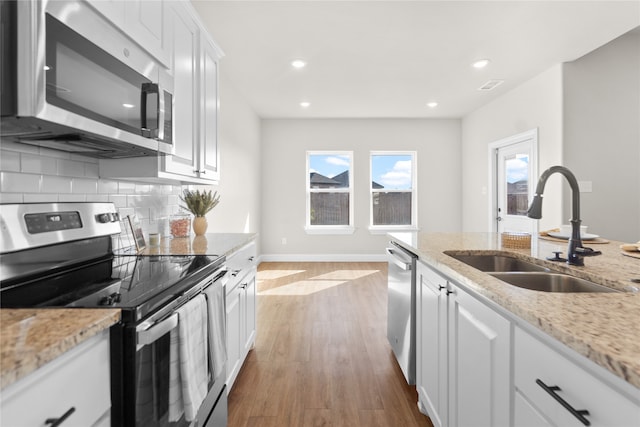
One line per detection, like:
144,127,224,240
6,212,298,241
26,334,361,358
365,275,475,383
389,232,640,389
119,232,257,257
0,309,120,390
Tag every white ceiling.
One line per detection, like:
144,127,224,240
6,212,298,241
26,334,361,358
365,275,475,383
191,1,640,119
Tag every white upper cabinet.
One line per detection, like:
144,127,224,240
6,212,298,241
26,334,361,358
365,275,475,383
199,35,221,181
161,0,200,178
98,0,224,184
88,0,170,67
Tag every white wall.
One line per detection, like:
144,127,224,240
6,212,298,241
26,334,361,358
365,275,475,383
563,29,640,241
260,118,461,259
461,65,564,232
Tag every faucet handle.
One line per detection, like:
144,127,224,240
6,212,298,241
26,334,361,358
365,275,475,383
546,251,567,262
574,246,602,257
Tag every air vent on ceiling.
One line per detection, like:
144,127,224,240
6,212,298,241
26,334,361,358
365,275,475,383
478,80,504,91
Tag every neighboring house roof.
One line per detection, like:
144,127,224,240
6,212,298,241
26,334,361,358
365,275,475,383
332,171,349,187
310,172,341,187
311,171,385,189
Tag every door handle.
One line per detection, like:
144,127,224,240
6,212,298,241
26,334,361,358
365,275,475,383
385,248,412,271
536,379,591,426
136,313,178,350
45,407,75,426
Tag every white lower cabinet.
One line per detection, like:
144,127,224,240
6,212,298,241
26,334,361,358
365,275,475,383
417,261,511,427
225,242,257,390
417,259,640,427
1,330,111,427
417,262,448,427
514,326,640,427
448,284,511,427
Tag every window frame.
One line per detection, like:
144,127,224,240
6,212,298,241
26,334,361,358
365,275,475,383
369,151,418,234
305,150,355,235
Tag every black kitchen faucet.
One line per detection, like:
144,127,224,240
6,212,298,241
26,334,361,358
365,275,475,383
527,165,601,266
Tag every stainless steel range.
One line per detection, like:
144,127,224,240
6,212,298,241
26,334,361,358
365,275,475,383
0,203,228,427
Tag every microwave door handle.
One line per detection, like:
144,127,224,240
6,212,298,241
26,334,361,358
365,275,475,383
157,84,165,141
136,312,178,350
140,83,159,138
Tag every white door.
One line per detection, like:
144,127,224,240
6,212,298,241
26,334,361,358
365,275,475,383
490,130,538,235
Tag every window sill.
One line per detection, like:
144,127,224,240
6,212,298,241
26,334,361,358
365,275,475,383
368,226,419,235
304,226,355,235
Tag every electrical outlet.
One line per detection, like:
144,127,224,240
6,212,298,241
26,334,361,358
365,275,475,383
281,237,287,245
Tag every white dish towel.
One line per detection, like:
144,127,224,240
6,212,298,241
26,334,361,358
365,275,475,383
168,294,209,422
204,284,227,380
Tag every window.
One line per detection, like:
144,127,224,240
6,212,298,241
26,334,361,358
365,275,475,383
370,152,417,231
306,151,354,234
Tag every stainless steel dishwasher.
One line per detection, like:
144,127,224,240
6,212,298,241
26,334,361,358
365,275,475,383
386,240,418,385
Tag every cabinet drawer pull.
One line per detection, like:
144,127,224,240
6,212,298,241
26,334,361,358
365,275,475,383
536,379,591,426
45,407,76,426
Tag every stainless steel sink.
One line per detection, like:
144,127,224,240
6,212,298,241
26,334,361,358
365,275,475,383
489,272,618,293
446,253,550,272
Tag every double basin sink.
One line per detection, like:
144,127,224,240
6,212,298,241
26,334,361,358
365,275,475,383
446,253,618,293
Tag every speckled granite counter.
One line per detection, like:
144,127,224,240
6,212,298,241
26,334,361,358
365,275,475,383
0,309,120,389
389,232,640,389
119,232,257,257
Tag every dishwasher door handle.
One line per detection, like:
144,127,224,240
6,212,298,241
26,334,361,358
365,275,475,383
386,247,412,271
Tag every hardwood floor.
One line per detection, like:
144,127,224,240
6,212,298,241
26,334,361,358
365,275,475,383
227,262,433,427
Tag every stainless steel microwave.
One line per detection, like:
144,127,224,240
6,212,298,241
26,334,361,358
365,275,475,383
0,0,173,158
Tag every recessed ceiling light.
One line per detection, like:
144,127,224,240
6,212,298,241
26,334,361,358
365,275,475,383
122,103,135,109
427,102,438,108
472,59,490,69
300,101,311,108
291,59,307,69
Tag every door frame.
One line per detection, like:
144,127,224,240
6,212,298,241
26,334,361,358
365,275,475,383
487,128,539,234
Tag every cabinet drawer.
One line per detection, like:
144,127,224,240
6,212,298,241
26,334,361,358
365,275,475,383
1,331,111,427
226,241,256,289
514,327,639,427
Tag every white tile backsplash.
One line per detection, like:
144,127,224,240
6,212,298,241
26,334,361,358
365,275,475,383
41,175,72,193
0,142,183,233
57,158,86,177
0,193,23,203
118,181,136,194
85,163,99,178
71,177,98,194
1,171,41,193
23,193,57,203
22,153,57,175
98,179,118,194
59,194,87,202
1,150,20,172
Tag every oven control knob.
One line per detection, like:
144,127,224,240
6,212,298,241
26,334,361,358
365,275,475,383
99,295,114,305
97,213,111,223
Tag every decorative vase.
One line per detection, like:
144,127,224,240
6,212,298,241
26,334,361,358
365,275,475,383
193,216,208,236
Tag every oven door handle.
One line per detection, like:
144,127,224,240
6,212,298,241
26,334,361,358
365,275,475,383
136,312,178,349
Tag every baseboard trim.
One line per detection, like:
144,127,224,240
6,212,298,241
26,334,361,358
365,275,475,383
258,253,387,263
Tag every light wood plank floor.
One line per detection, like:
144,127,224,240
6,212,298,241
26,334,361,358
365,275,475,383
228,262,434,427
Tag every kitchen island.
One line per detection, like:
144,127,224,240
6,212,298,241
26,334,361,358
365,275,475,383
390,232,640,426
389,232,640,388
